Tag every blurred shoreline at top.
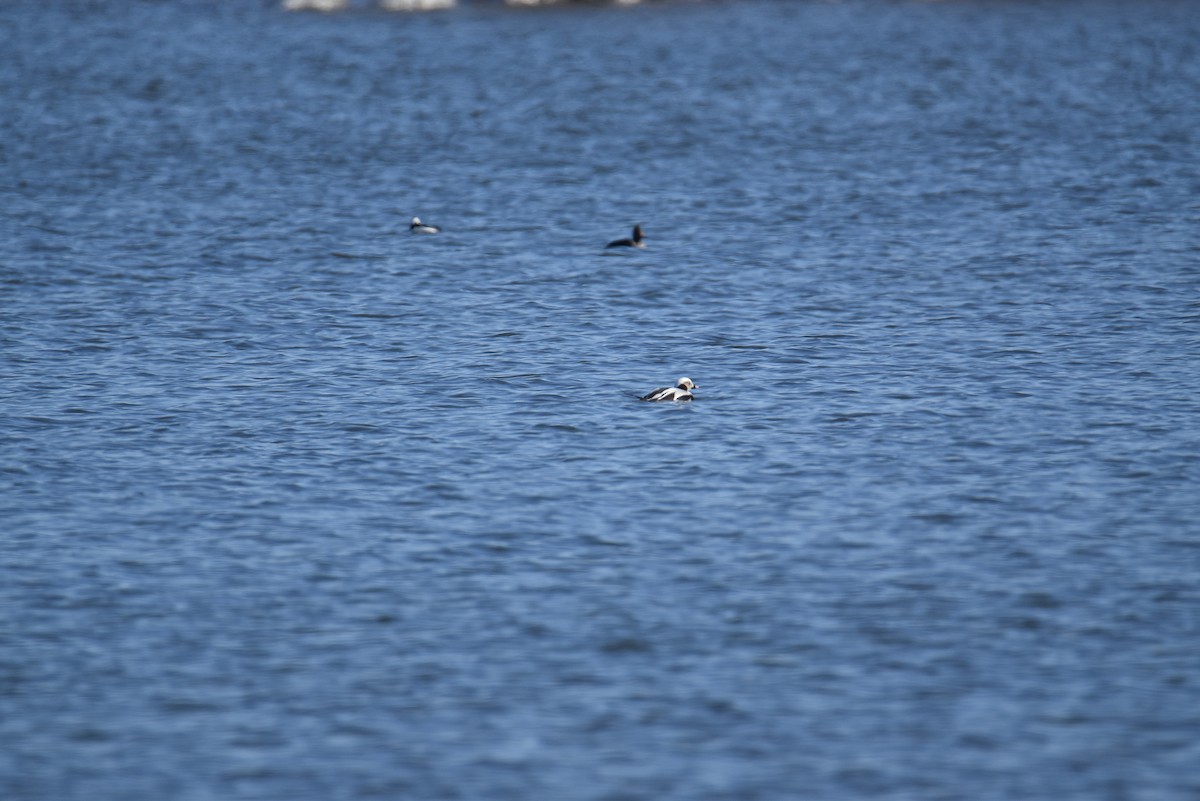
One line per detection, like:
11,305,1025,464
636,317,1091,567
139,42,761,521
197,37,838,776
282,0,700,12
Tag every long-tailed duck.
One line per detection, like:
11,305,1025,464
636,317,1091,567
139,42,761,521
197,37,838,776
410,216,441,234
641,377,697,402
606,224,645,249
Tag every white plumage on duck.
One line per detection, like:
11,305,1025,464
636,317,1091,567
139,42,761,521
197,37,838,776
641,377,697,402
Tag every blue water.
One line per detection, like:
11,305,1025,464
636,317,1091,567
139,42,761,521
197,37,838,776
3,1,1199,799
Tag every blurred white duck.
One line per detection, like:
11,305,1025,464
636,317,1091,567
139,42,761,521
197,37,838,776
410,216,441,234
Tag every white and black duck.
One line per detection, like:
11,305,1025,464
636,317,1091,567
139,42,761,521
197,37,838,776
640,377,697,402
410,216,441,234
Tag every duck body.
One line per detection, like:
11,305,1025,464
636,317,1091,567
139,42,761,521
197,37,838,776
607,224,645,249
641,377,698,402
410,216,441,234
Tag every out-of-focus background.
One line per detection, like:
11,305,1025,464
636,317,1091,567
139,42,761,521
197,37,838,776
3,1,1198,799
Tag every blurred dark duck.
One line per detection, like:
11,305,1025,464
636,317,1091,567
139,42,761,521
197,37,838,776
606,224,645,249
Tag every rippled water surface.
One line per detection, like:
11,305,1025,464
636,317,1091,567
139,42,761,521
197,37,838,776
3,1,1199,799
